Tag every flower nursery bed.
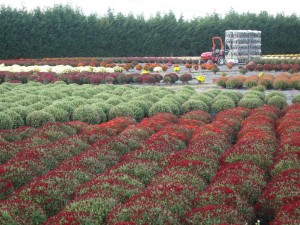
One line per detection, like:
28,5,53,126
0,80,300,224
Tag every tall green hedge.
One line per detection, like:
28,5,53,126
1,5,300,59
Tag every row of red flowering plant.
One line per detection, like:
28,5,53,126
0,199,47,224
42,113,180,223
192,186,255,223
0,116,137,222
184,106,279,225
0,125,36,143
270,198,300,225
116,109,242,223
103,108,249,224
0,121,87,164
99,111,212,223
0,132,91,195
0,122,91,198
256,104,300,224
220,105,279,171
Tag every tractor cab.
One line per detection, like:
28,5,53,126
200,36,225,65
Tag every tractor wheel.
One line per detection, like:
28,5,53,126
217,57,225,65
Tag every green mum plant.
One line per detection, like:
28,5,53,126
26,111,56,128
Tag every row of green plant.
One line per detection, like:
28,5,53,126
1,82,298,130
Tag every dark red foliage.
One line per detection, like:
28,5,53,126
183,204,248,224
270,200,300,224
180,110,212,123
165,160,216,182
214,161,266,184
209,175,264,204
44,211,97,225
159,148,219,169
192,186,255,223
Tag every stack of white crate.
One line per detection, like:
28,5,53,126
225,30,261,63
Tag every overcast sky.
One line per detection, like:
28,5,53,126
1,0,299,20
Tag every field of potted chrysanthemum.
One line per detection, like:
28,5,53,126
0,56,299,224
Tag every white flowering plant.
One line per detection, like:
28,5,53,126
153,66,163,73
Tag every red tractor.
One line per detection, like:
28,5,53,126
200,37,225,65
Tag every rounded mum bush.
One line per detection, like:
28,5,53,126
135,94,160,103
122,92,141,101
72,105,102,124
292,94,300,103
93,93,113,100
251,85,266,92
267,96,288,109
259,75,274,89
128,100,152,117
273,78,291,90
206,89,222,98
0,112,13,129
0,105,8,113
213,95,236,106
245,90,265,100
179,86,197,94
72,90,93,99
225,77,245,89
190,94,213,108
265,92,286,102
30,102,46,110
148,102,173,116
212,99,236,113
52,101,75,116
10,106,32,120
152,89,174,98
70,98,88,107
39,91,65,100
106,97,125,106
159,100,181,116
26,110,56,127
217,91,240,104
164,94,186,105
161,96,180,106
108,104,135,120
90,104,109,122
233,91,244,100
125,103,144,121
242,93,261,100
244,77,258,88
238,97,265,109
4,110,25,128
94,84,115,92
43,106,70,122
91,102,112,114
113,86,131,95
175,92,192,101
181,100,209,114
216,76,228,88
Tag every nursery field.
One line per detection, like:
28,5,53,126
0,82,300,225
0,56,300,224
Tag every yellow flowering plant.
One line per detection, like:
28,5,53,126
258,72,264,78
196,75,206,83
142,69,149,75
174,66,181,73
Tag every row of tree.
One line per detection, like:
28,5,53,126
0,5,300,59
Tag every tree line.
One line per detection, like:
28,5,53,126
0,5,300,59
